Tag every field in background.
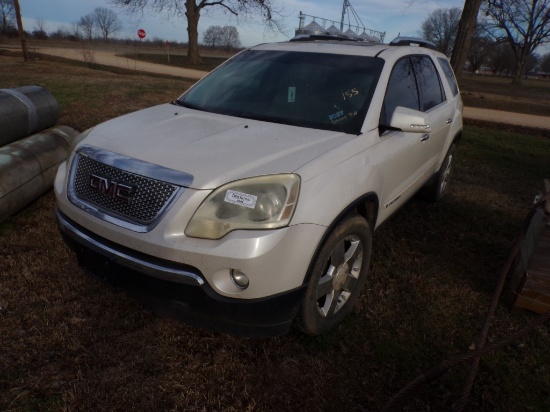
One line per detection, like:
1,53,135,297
460,76,550,117
0,52,549,411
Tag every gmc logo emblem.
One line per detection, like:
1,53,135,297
89,173,136,203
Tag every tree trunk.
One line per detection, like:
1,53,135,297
512,50,529,85
185,0,202,64
450,0,483,79
13,0,27,62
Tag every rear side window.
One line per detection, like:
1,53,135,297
437,57,459,96
412,56,445,111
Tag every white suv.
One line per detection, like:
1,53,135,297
55,36,462,336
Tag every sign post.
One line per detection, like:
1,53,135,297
136,29,146,70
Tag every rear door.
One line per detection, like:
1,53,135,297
412,55,453,169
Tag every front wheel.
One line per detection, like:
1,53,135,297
297,214,372,335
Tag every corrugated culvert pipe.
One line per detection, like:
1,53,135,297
0,86,60,147
0,86,79,223
0,126,79,222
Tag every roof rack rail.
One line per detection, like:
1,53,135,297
389,37,437,50
290,34,359,42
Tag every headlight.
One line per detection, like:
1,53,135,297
185,174,300,239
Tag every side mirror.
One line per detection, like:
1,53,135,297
389,106,431,133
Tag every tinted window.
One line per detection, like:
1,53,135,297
412,56,445,111
437,57,459,96
381,57,419,125
178,50,384,134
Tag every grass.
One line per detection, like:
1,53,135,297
0,49,193,131
1,52,550,411
119,52,228,72
459,75,550,117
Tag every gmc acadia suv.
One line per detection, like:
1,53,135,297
55,36,463,336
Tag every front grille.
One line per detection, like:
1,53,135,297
72,154,179,226
67,145,193,233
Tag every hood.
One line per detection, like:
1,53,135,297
81,104,353,189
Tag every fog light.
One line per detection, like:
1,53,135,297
230,270,249,289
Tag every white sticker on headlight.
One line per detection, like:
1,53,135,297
224,190,257,209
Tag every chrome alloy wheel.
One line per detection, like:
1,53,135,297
439,153,453,194
315,235,363,317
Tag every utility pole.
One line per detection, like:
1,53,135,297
340,0,349,31
13,0,28,62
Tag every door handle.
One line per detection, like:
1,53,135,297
446,118,453,124
421,134,430,142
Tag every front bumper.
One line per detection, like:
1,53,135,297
57,210,306,337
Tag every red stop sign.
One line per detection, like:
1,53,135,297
137,29,146,39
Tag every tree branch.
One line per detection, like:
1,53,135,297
201,1,238,16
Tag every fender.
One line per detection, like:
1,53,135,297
301,192,379,285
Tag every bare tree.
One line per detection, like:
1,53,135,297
0,0,15,37
220,25,241,50
525,52,541,75
467,28,490,74
483,0,550,84
32,17,48,39
49,26,67,40
485,41,516,76
79,13,94,40
12,0,27,60
203,25,223,47
409,0,483,78
111,0,284,64
92,7,122,41
420,7,462,56
69,21,81,40
450,0,484,79
542,52,550,72
33,17,46,32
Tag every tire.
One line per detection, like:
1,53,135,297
297,214,372,335
424,143,456,202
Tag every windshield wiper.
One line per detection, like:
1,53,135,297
234,113,297,126
172,99,204,111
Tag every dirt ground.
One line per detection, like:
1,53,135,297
34,47,207,80
463,107,549,129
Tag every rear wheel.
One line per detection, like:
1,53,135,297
297,214,372,335
424,143,456,202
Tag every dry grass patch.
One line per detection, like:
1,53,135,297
0,51,193,131
460,75,550,117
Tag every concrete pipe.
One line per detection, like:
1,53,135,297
0,126,79,223
0,86,60,147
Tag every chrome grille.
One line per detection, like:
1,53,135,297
67,145,193,233
74,155,178,225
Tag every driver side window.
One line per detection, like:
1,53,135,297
380,58,419,126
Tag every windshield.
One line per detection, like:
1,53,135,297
177,50,384,134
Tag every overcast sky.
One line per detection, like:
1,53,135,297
19,0,467,46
